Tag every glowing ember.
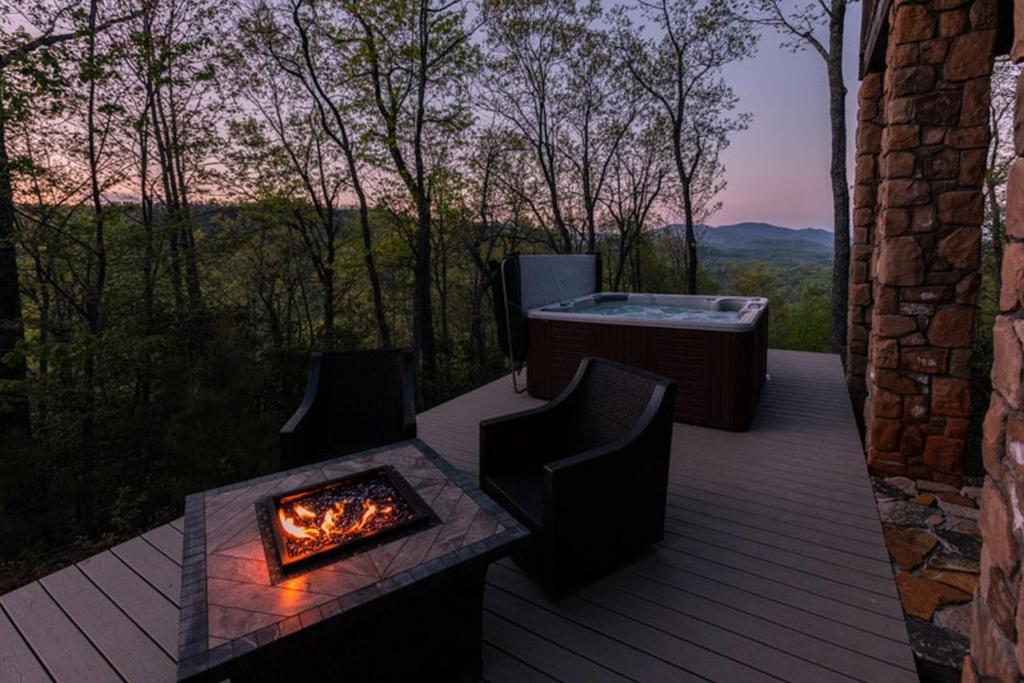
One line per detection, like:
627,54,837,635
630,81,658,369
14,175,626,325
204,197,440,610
270,468,423,566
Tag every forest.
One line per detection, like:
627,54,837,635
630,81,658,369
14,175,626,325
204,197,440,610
0,0,1004,589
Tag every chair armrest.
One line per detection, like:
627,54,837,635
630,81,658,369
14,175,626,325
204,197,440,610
279,354,325,467
480,402,567,476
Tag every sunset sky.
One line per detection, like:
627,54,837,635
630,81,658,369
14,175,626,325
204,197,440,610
708,3,862,231
6,2,863,232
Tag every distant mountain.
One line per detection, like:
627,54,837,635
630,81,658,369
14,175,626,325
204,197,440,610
700,222,833,248
658,221,834,265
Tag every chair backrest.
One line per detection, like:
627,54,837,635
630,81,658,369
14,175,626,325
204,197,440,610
316,349,411,446
565,359,665,453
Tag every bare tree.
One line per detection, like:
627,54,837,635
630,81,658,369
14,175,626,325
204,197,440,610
344,0,478,396
740,0,851,353
563,26,639,252
236,0,393,347
226,39,348,341
0,0,137,436
603,120,670,290
613,0,755,294
482,0,597,253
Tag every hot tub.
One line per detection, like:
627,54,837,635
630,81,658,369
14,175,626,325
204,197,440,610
526,293,769,430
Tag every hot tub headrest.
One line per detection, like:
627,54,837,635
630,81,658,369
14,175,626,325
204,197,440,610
518,254,600,310
489,253,602,362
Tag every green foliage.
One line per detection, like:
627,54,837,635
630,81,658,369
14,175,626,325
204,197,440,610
606,235,834,353
722,261,833,352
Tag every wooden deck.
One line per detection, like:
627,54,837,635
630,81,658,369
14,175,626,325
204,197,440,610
0,349,917,682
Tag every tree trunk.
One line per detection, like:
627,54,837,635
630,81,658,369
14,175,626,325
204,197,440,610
989,171,1004,291
323,239,336,343
355,196,390,348
291,3,390,349
139,118,155,405
828,0,850,356
469,277,487,382
633,235,642,291
681,179,698,295
413,197,436,390
0,115,29,436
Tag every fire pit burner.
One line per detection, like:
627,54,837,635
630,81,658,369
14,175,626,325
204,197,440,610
259,466,433,574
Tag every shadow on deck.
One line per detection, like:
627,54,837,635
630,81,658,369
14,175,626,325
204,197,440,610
0,349,917,682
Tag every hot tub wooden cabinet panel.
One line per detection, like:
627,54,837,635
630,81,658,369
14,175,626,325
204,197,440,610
526,314,767,430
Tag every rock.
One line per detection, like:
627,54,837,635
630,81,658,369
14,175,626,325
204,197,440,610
1007,160,1024,238
923,568,980,595
923,436,966,471
896,572,971,620
893,4,934,43
944,30,996,82
879,499,941,527
992,318,1023,410
918,479,958,493
935,528,983,560
983,392,1011,476
931,378,971,417
902,348,947,374
906,618,971,678
933,603,974,638
928,554,980,574
937,193,983,226
970,598,1020,682
878,238,925,286
961,486,983,502
875,313,919,337
884,525,939,570
978,481,1018,574
927,307,975,348
934,490,977,508
911,493,938,507
1001,244,1024,312
937,499,981,522
963,655,981,683
888,476,918,497
948,517,980,536
870,417,902,450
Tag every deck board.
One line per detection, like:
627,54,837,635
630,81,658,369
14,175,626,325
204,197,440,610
39,566,176,682
0,581,120,682
76,552,180,659
0,350,917,681
0,605,51,682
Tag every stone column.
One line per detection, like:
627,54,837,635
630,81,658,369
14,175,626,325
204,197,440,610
967,4,1024,680
847,71,885,429
863,0,994,484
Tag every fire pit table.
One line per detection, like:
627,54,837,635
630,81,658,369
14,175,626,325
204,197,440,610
176,439,528,682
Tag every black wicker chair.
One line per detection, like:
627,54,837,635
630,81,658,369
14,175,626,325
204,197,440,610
279,349,417,468
479,357,675,593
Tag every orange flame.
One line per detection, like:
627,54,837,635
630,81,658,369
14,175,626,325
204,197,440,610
345,500,380,535
320,502,345,534
278,508,319,540
277,497,395,551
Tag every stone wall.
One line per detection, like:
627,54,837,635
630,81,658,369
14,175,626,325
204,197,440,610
856,0,995,485
966,3,1024,678
847,71,885,429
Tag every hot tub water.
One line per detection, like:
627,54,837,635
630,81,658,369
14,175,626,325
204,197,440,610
583,303,741,322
